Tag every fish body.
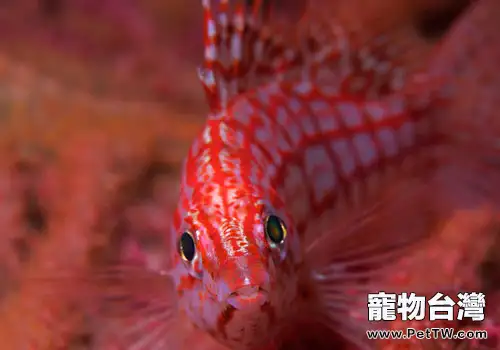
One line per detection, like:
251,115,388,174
171,86,425,350
169,1,425,349
89,0,500,349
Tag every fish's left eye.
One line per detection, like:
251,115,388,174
264,215,287,246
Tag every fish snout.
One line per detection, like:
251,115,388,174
216,257,271,309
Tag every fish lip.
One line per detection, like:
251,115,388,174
225,286,269,309
233,285,267,297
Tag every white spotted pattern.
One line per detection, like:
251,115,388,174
231,99,254,126
250,142,266,163
338,102,363,128
311,100,339,132
276,107,303,146
203,125,212,144
219,122,243,148
304,146,337,203
255,124,273,144
352,133,378,167
282,164,310,223
330,139,356,177
299,113,317,137
376,128,399,157
288,97,302,115
365,102,386,122
293,81,313,96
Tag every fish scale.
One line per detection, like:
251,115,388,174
206,80,426,242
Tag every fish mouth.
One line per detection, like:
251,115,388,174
226,286,269,310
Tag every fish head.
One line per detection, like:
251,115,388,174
170,181,302,349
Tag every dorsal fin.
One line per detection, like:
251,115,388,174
199,0,300,113
198,0,416,114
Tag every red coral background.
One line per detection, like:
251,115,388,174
0,0,497,349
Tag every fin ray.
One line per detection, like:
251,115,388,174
199,0,421,114
87,263,180,349
306,179,442,348
410,0,500,211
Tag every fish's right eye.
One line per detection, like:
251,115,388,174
179,231,196,262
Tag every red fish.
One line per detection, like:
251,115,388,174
83,0,499,349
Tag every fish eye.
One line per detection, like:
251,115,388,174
179,231,196,262
264,215,287,246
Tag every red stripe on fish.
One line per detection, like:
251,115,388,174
226,83,435,239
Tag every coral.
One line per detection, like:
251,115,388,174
0,52,204,347
0,0,204,104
